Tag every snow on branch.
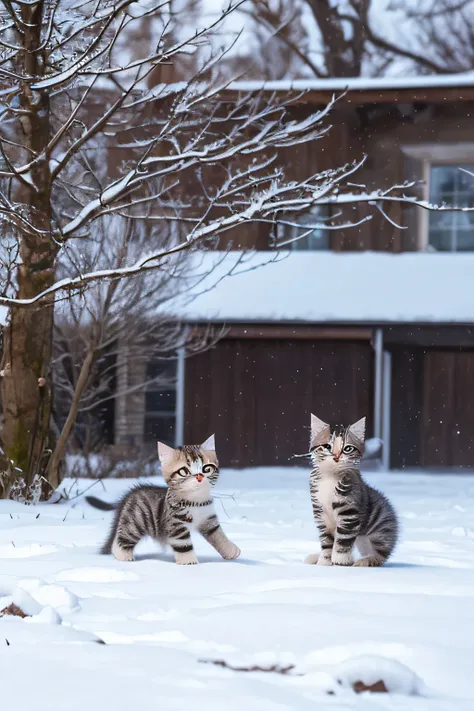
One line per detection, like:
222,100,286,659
0,177,469,308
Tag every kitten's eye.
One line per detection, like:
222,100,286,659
176,466,191,477
343,445,356,454
202,463,217,474
316,444,331,453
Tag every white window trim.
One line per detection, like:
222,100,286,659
401,143,474,252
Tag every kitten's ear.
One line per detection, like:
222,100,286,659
157,441,175,465
201,434,215,451
348,417,366,445
310,414,331,448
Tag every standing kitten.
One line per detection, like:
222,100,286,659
305,414,398,567
86,435,240,565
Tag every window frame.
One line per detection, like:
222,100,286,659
428,162,474,252
401,143,474,251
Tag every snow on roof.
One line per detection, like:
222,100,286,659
179,251,474,325
227,72,474,94
92,71,474,104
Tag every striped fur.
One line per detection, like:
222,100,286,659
305,414,398,567
86,436,240,565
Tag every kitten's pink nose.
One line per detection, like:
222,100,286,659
333,456,340,462
196,474,204,483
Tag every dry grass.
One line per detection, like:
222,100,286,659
0,603,29,619
352,680,388,693
199,660,298,675
201,659,392,695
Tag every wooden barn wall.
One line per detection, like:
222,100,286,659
294,101,474,253
391,346,474,469
184,338,373,467
216,100,474,253
107,97,474,253
348,102,474,253
390,348,424,469
421,350,474,468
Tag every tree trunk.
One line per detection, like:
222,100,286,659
46,349,95,485
0,2,57,498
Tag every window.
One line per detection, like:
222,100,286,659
429,164,474,251
144,359,177,445
274,206,329,251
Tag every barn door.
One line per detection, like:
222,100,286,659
422,350,474,468
184,338,373,467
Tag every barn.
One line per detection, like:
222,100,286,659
115,74,474,470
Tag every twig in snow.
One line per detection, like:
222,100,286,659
63,504,76,522
199,659,301,675
64,478,104,503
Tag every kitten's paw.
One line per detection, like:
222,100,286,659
353,556,383,567
316,555,332,566
331,550,353,566
175,551,199,565
353,557,370,567
304,553,320,565
112,540,134,562
222,543,241,560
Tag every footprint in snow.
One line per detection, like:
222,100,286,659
56,567,139,583
0,543,58,559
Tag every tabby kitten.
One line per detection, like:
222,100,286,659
305,414,398,567
86,435,240,565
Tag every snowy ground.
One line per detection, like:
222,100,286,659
0,467,473,710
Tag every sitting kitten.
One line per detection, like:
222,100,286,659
305,415,398,567
86,435,240,565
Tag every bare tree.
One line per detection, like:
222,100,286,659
0,0,346,497
388,0,474,73
246,0,474,79
49,215,213,482
0,0,466,499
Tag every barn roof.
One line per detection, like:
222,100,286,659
221,72,474,105
178,251,474,326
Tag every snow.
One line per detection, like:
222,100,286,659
228,72,474,93
331,654,424,695
89,72,474,100
363,438,382,459
87,71,474,104
1,467,474,708
177,250,474,324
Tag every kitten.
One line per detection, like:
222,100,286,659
305,414,398,567
86,435,240,565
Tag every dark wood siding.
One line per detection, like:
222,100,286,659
391,346,474,469
184,338,373,467
422,350,474,468
390,348,424,468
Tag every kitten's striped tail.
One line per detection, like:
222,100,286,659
85,495,118,511
356,488,399,567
